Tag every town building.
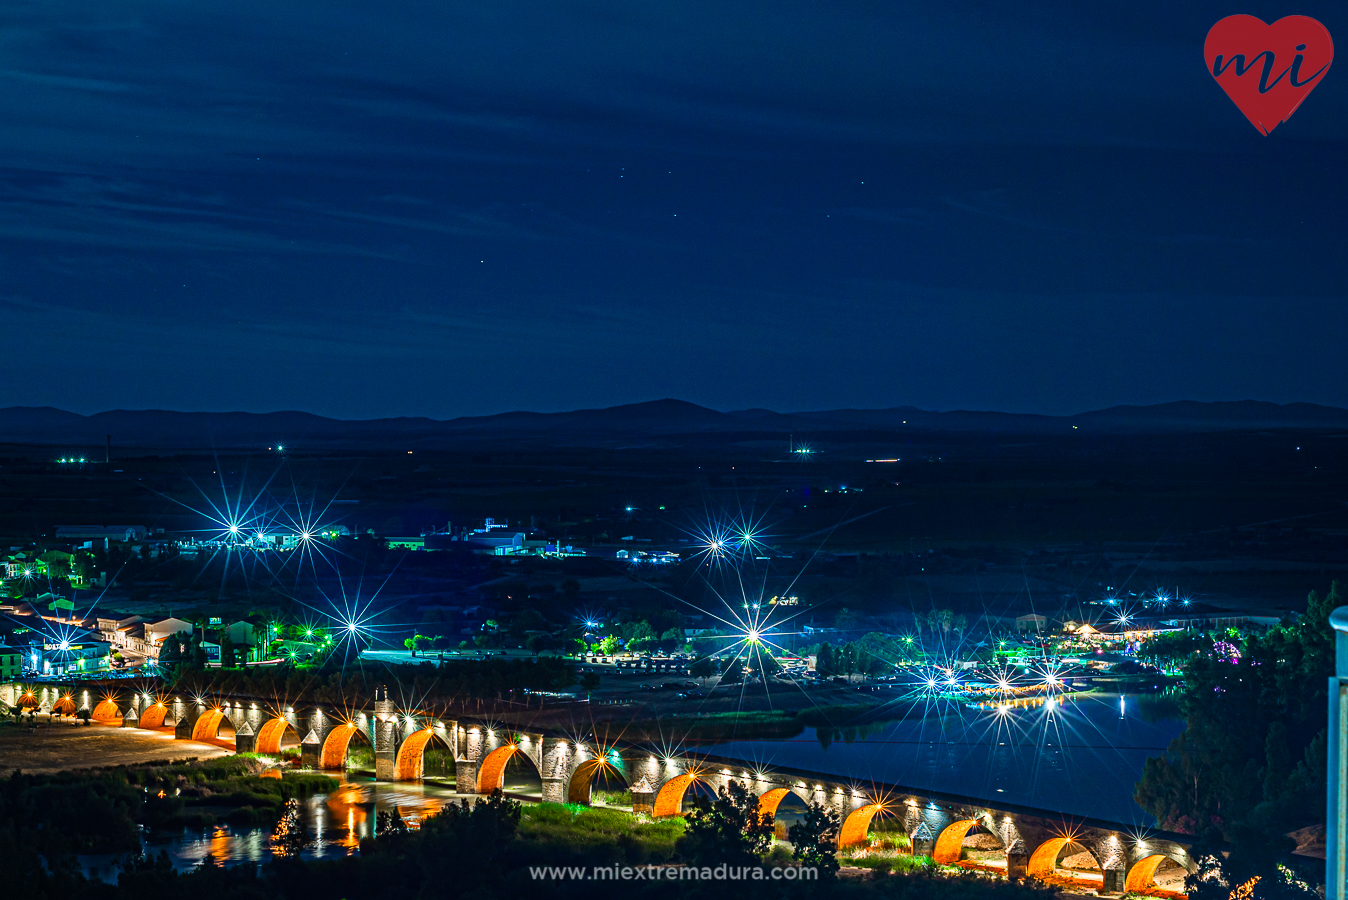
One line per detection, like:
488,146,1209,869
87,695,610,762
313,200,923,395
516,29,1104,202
0,644,21,679
40,639,110,675
98,614,150,648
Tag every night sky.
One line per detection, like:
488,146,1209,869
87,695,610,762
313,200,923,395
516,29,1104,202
2,1,1346,419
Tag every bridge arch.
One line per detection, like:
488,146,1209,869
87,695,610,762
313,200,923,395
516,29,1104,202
320,722,371,769
839,803,883,847
933,818,1004,865
139,702,169,728
191,708,233,742
1125,853,1189,893
256,717,300,755
652,773,698,817
566,757,629,804
395,728,454,781
92,699,122,722
53,696,77,716
477,744,542,794
755,787,809,822
1027,837,1103,885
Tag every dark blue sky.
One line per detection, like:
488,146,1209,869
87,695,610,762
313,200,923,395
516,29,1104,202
2,1,1346,419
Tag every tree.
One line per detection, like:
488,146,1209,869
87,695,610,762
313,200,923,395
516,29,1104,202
219,633,236,669
757,651,782,677
1139,629,1212,672
690,657,716,682
787,801,841,878
526,633,564,657
159,633,183,669
189,635,207,671
413,634,434,655
624,620,658,652
816,643,835,676
835,607,862,630
508,609,546,641
272,799,312,860
1136,582,1342,838
720,658,744,683
377,810,409,838
675,780,773,867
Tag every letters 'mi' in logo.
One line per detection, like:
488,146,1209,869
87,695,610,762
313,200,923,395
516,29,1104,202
1204,15,1333,134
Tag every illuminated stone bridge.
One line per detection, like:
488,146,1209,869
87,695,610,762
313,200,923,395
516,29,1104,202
3,682,1195,893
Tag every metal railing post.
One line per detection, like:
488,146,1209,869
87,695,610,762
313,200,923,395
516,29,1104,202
1327,608,1348,900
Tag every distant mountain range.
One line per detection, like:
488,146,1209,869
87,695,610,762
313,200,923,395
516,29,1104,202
1,399,1346,450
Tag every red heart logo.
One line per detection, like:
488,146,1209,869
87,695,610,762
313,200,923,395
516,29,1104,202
1204,15,1333,135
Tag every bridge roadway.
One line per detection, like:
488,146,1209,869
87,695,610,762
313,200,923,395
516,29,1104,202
3,682,1194,893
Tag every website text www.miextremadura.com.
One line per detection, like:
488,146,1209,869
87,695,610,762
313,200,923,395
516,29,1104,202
528,865,819,881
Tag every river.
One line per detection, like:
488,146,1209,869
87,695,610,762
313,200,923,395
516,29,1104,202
80,775,468,880
694,691,1183,825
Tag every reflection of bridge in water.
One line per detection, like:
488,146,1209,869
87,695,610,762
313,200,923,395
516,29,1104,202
3,681,1193,893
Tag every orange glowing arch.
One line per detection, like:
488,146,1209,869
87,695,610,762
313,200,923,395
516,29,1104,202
139,702,168,727
477,744,535,793
395,728,441,780
92,699,122,723
1124,854,1180,892
256,717,296,754
320,722,366,769
1027,837,1100,879
53,696,77,715
652,773,697,817
566,757,628,804
756,788,806,821
933,819,981,864
838,804,883,847
191,708,228,742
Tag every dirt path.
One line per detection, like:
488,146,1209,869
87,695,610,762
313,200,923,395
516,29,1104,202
0,719,230,774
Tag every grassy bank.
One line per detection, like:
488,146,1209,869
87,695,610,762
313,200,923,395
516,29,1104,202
0,756,339,857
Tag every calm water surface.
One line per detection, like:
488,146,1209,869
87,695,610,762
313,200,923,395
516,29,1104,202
81,775,467,878
694,692,1182,826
